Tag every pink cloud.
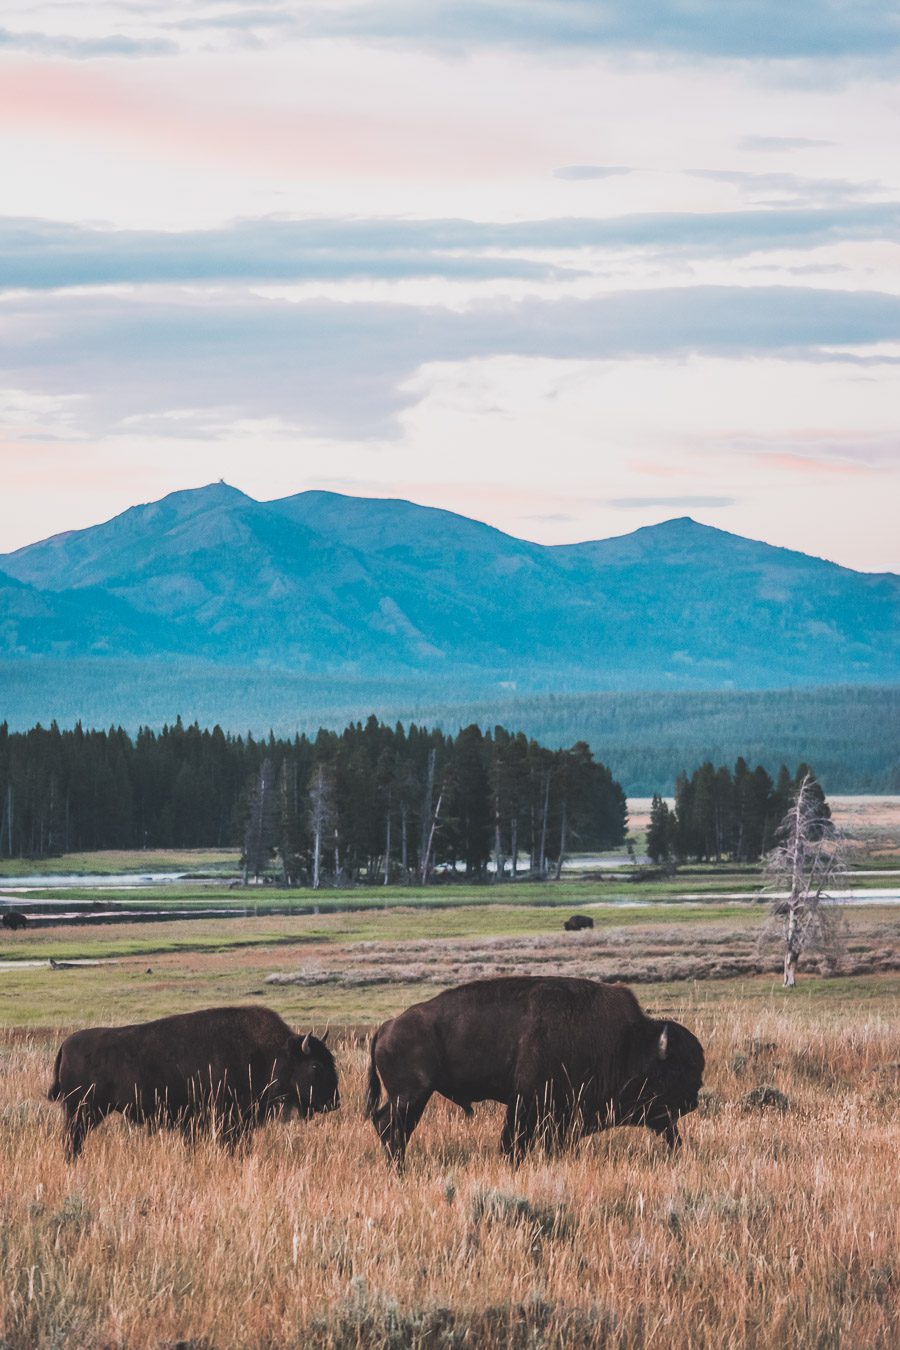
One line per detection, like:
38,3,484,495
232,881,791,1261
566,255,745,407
0,56,539,179
762,453,878,476
629,457,694,478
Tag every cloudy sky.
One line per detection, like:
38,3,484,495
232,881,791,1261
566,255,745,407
1,1,899,571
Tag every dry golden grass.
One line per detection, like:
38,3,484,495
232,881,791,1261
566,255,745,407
831,797,900,863
1,983,899,1349
267,914,900,989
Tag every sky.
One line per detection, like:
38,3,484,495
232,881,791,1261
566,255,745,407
1,1,899,572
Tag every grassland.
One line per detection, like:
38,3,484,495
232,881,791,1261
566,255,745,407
0,848,237,878
0,799,897,1345
1,977,898,1348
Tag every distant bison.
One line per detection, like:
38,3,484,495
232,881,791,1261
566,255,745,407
2,910,28,931
368,977,704,1167
49,1005,339,1158
563,914,594,931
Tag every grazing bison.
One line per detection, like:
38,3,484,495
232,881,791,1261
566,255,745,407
563,914,594,931
48,1005,338,1158
2,910,28,931
367,977,703,1167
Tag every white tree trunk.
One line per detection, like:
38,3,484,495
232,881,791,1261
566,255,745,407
494,794,503,884
383,810,391,886
783,947,799,988
538,774,550,877
420,790,443,884
312,824,321,890
783,902,800,987
555,798,567,882
400,805,409,881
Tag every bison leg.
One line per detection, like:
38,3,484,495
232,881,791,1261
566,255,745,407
662,1119,682,1152
650,1113,682,1152
63,1097,102,1160
373,1092,430,1169
220,1114,254,1154
538,1108,576,1158
500,1097,539,1166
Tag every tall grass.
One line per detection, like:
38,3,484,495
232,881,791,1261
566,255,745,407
1,997,898,1348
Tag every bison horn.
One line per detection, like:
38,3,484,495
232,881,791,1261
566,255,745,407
320,1030,329,1045
301,1033,312,1055
658,1025,668,1060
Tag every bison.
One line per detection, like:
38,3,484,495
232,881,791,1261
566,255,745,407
367,977,704,1167
2,910,28,931
48,1004,339,1158
563,914,594,931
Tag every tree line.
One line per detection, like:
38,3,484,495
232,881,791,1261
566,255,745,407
6,666,894,793
646,759,831,865
0,718,627,883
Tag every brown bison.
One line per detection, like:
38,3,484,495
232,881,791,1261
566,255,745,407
2,910,28,931
48,1005,338,1158
367,977,704,1166
563,914,594,931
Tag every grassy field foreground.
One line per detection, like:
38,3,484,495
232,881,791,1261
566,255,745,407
1,979,898,1349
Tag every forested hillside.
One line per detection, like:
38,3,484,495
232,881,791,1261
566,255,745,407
0,718,627,880
2,667,892,793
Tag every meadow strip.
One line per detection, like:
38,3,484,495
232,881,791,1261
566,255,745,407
1,985,898,1348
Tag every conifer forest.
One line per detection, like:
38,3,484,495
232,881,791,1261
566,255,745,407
0,718,628,880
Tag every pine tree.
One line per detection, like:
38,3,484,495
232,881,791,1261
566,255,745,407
646,794,673,865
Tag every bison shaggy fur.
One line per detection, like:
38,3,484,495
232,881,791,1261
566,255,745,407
368,977,704,1166
48,1005,339,1158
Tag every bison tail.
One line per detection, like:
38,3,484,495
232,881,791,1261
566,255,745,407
365,1031,382,1120
47,1047,63,1101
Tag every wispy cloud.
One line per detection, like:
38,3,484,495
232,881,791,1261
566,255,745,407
0,217,584,288
4,284,900,438
4,204,900,293
689,168,884,206
608,496,736,508
298,1,900,63
5,1,900,67
553,165,631,181
739,135,834,152
0,24,176,59
723,432,900,472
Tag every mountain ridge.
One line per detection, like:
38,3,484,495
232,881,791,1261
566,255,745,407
1,483,896,688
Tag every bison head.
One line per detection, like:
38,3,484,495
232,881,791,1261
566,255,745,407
620,1019,705,1147
278,1032,339,1118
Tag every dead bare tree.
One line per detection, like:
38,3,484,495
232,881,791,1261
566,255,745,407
308,764,335,891
419,790,443,885
759,772,848,987
242,757,276,886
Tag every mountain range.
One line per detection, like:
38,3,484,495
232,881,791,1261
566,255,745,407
1,482,897,689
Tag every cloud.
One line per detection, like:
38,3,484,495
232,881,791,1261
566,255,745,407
609,496,736,508
739,135,834,152
4,283,900,439
523,512,577,522
689,168,884,206
6,2,900,67
722,432,900,470
298,1,900,63
0,24,177,59
553,165,631,181
4,204,900,294
0,217,584,289
163,9,299,34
